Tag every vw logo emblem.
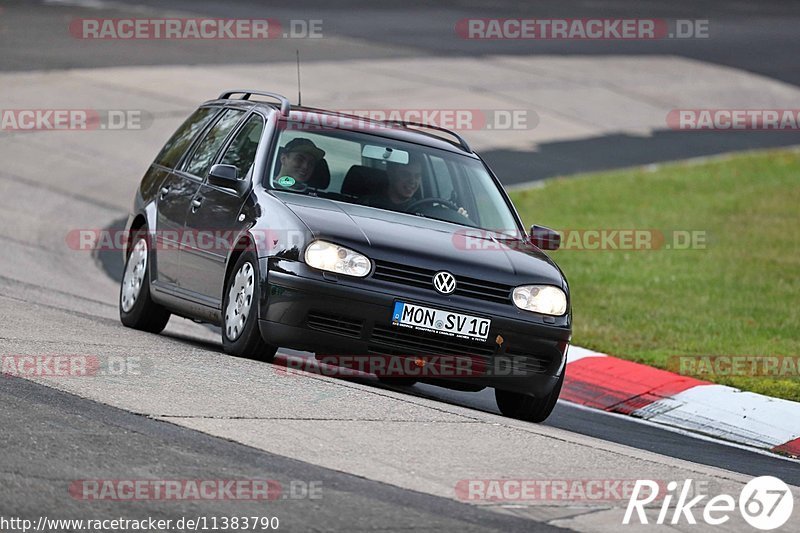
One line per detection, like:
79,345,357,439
433,271,457,294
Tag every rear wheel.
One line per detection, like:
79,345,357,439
495,371,564,423
221,251,277,361
119,229,171,333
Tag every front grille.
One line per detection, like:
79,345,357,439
371,325,495,357
372,261,431,289
372,260,512,304
369,326,551,376
306,311,364,338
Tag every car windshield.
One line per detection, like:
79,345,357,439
266,122,521,234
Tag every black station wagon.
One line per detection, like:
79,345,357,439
120,90,571,422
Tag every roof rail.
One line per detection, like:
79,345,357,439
218,90,291,115
387,121,472,153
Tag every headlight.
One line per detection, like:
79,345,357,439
304,240,371,277
512,285,567,316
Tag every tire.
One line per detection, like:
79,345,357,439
221,250,277,361
119,229,171,333
495,371,564,423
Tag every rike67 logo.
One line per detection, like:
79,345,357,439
624,476,794,530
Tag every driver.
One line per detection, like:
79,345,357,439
366,156,422,211
367,155,469,217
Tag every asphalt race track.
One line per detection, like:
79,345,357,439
1,1,799,532
4,0,800,182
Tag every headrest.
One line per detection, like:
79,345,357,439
342,165,388,197
307,158,330,190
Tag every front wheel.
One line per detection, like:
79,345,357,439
119,229,171,333
495,372,564,423
221,251,277,362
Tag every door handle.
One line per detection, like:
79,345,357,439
160,186,170,199
191,197,203,212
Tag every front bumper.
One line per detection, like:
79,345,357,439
259,259,570,397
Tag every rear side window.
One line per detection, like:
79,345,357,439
154,107,218,168
183,109,245,179
219,114,265,179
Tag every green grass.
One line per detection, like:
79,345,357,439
509,149,800,402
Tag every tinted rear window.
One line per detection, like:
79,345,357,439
154,107,218,168
183,109,246,179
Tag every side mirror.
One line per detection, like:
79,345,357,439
209,164,249,195
530,225,561,251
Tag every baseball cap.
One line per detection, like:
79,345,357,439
283,138,325,161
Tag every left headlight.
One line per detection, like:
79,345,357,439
512,285,567,316
304,240,371,278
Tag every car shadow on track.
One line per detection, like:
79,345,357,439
94,216,128,283
272,350,504,417
160,330,226,353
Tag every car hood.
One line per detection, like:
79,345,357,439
275,192,565,287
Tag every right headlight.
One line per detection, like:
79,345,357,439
304,240,371,277
512,285,567,316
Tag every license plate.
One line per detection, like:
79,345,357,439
391,301,491,341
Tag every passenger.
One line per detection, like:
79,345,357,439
274,138,325,191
